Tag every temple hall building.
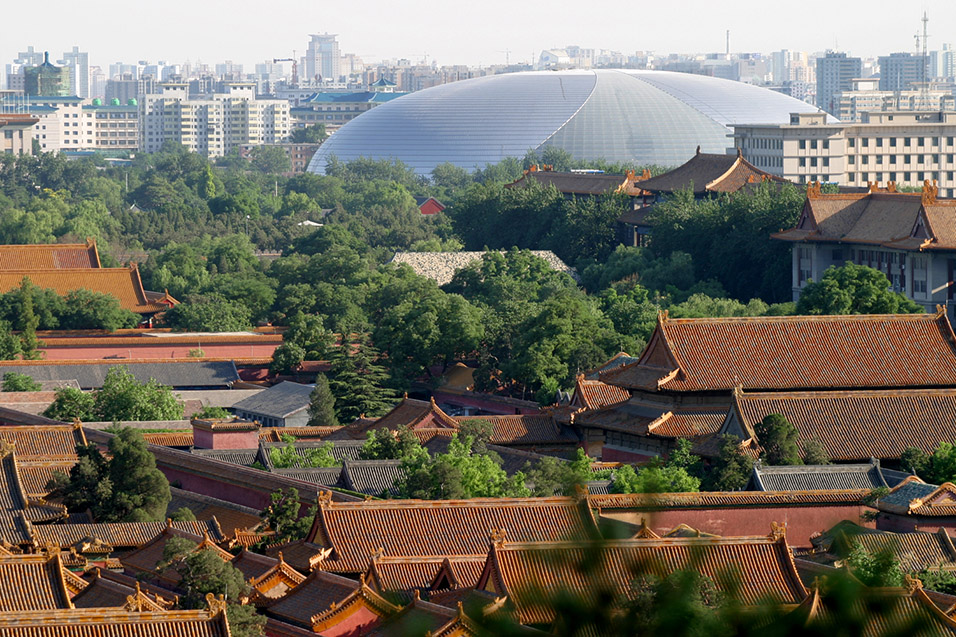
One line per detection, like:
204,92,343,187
773,181,956,314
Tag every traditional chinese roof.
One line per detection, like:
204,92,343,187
586,489,871,511
141,431,194,447
877,477,956,518
506,167,648,196
476,530,807,625
727,388,956,462
602,311,956,393
366,595,466,637
306,496,595,574
0,602,231,637
0,266,177,314
635,149,787,195
339,459,405,497
0,448,67,543
0,423,86,460
264,539,331,573
247,551,306,600
0,360,239,390
809,521,956,573
0,551,74,611
0,241,100,270
772,185,956,252
750,460,898,492
570,376,631,411
788,580,956,635
261,568,362,628
71,569,172,610
120,525,232,585
573,397,726,439
454,414,579,446
365,554,486,600
258,426,337,442
30,519,223,552
230,382,314,420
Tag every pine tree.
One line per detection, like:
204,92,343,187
306,374,339,427
327,332,396,423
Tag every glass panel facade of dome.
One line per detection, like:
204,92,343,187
541,71,731,167
628,70,835,127
309,72,596,175
308,70,830,176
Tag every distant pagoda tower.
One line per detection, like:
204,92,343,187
23,52,71,96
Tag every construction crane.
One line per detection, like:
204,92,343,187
273,55,298,88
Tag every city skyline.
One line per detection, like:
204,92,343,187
2,0,952,73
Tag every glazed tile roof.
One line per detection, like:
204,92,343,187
789,584,956,635
120,526,232,585
635,150,786,195
0,241,100,270
583,352,639,380
773,188,956,252
810,521,956,572
190,448,259,466
366,596,460,637
272,466,344,487
586,489,871,511
262,569,361,628
260,440,364,470
877,478,956,518
571,377,631,410
366,554,486,597
30,520,224,551
306,496,594,574
0,361,240,390
0,424,85,460
230,382,314,419
0,267,174,314
729,388,956,461
264,539,330,573
506,168,647,196
479,532,807,625
258,426,337,442
247,553,306,600
71,569,172,610
0,451,67,543
0,552,73,611
339,459,405,497
573,398,725,439
455,414,578,446
17,461,75,497
602,311,956,393
0,606,231,637
750,461,893,491
230,548,280,581
142,432,194,447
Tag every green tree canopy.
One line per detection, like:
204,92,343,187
259,487,315,545
307,374,339,427
43,387,95,421
796,262,924,315
93,366,184,422
47,427,170,522
754,413,803,466
2,372,40,392
161,293,253,332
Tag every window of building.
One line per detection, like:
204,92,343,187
862,138,869,148
905,155,912,165
905,138,912,147
849,156,856,165
799,158,806,167
890,138,898,147
798,247,813,286
848,138,856,148
876,138,883,147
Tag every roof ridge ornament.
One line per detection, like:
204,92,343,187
769,521,786,541
922,179,939,204
806,181,822,198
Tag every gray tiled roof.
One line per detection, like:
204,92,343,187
750,461,890,491
272,466,344,487
0,361,239,390
259,439,364,470
191,448,260,467
340,459,405,497
879,481,938,509
230,381,313,419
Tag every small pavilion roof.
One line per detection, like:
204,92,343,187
635,149,787,195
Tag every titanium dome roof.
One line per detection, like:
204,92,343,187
308,70,833,176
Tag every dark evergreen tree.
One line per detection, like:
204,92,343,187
326,332,396,423
754,413,803,466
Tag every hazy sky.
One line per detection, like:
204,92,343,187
1,0,951,71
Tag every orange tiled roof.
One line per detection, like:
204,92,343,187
455,414,576,446
262,568,362,628
366,554,485,598
0,424,86,461
0,552,73,611
141,432,193,447
120,525,232,585
478,531,807,625
30,520,223,551
571,376,630,410
71,568,173,610
601,310,956,393
16,460,74,498
0,241,100,270
573,398,726,439
248,552,306,601
0,267,177,314
728,388,956,461
0,604,231,637
306,496,594,574
0,448,67,544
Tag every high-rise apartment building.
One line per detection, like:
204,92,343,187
816,51,862,116
58,46,90,98
879,52,929,91
931,45,956,81
139,83,290,157
304,34,340,84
